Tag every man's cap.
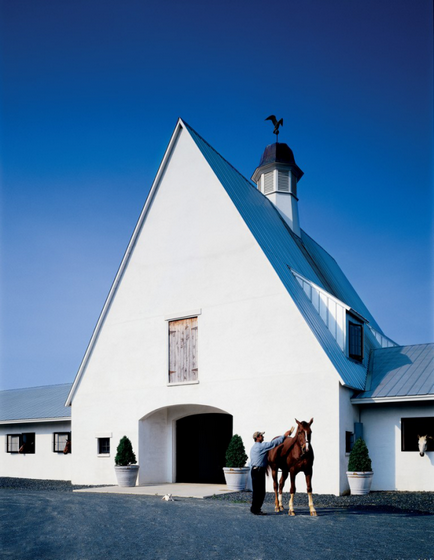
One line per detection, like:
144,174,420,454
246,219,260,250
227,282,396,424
253,431,265,440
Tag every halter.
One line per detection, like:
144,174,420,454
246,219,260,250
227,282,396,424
298,427,310,456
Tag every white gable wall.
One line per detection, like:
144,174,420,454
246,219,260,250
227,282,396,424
70,126,348,493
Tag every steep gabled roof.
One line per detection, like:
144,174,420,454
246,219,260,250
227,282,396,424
351,343,434,402
184,121,377,389
0,383,72,423
66,119,387,404
184,122,382,333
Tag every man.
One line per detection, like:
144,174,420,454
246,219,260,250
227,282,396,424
250,428,293,515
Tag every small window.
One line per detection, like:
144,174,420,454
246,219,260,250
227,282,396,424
54,432,71,453
7,434,20,453
7,433,35,454
348,322,363,362
345,431,354,453
98,438,110,455
401,417,434,452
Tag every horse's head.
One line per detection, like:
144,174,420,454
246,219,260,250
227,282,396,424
295,418,314,455
418,435,428,457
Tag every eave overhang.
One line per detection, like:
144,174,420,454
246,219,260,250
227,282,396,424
351,394,434,405
0,416,71,425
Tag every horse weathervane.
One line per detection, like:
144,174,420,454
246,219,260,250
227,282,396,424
265,115,283,142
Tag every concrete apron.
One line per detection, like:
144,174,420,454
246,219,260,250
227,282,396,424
74,483,239,499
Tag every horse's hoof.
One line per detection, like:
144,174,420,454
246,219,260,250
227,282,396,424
310,510,317,517
275,507,280,513
279,506,284,512
289,511,295,516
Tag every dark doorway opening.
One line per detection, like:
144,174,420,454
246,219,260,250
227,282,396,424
176,413,233,483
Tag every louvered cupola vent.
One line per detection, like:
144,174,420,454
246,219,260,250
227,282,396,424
278,170,290,193
252,142,304,237
263,172,274,194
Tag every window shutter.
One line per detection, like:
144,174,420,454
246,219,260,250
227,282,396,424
169,318,198,383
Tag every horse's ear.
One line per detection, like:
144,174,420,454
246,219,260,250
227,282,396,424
309,418,314,426
418,435,421,439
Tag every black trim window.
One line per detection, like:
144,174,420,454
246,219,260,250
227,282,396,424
53,432,71,453
401,417,434,452
348,322,363,362
98,438,110,455
7,433,35,454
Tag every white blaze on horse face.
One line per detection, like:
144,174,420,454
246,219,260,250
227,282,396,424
305,431,309,452
418,435,428,457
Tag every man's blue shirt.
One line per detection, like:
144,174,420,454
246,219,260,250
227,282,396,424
250,435,285,467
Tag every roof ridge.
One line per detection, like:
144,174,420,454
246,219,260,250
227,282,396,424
373,342,434,352
0,382,72,393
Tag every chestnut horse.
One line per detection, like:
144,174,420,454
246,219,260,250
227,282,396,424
268,418,316,516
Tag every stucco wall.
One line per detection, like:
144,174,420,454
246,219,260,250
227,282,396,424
339,384,361,493
359,402,434,491
0,421,72,481
70,127,343,493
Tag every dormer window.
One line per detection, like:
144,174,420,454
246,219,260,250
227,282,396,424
348,321,363,362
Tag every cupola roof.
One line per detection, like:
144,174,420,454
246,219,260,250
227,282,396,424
253,143,304,182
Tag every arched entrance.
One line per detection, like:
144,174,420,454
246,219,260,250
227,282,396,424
176,413,233,483
138,405,232,485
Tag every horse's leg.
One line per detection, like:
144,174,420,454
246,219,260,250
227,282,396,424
271,468,280,512
288,470,296,516
305,471,317,516
278,470,288,511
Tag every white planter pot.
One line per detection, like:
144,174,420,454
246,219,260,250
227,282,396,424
346,471,373,495
115,465,140,487
223,467,249,491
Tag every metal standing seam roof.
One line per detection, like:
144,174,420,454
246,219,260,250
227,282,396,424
0,383,72,423
183,121,373,390
352,343,434,401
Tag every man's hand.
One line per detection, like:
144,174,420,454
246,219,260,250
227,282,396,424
284,426,295,437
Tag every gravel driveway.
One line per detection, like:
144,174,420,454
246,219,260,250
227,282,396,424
1,479,433,560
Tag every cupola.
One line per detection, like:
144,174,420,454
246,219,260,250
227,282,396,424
252,142,304,237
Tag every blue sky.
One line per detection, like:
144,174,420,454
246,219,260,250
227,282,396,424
0,0,432,390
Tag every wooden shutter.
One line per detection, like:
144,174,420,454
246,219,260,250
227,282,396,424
169,318,198,383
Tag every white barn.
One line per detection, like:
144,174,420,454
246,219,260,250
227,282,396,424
1,119,433,494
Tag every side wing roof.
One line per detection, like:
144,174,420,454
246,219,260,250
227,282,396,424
0,383,72,423
351,343,434,403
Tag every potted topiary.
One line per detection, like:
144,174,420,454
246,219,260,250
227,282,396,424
114,436,139,487
346,437,373,495
223,434,249,491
